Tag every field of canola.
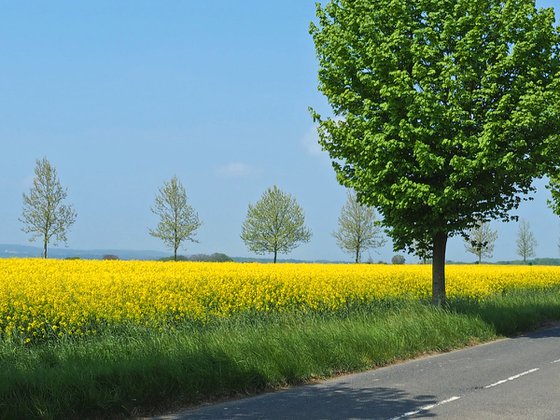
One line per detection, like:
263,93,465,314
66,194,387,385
1,259,560,343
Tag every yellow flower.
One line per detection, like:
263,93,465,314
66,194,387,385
1,259,559,343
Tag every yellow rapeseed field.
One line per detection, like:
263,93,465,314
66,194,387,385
1,259,559,342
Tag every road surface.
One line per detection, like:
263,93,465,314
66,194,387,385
151,325,560,419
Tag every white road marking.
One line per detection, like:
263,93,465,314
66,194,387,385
391,367,541,419
552,359,560,364
484,368,540,389
390,396,461,419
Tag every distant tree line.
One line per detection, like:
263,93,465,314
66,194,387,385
159,253,233,263
18,157,548,265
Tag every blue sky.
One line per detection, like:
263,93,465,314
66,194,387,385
0,0,559,263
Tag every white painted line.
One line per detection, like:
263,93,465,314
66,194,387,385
390,396,461,419
552,359,560,364
484,368,540,389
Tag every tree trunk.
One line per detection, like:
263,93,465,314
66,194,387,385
355,246,360,263
174,246,178,261
43,236,48,259
273,249,277,263
432,231,448,306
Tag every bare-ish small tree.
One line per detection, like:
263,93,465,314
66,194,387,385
333,191,386,263
20,157,77,258
464,220,498,263
149,176,202,261
516,219,537,263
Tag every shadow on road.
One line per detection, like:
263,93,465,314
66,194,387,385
523,324,560,339
167,384,437,419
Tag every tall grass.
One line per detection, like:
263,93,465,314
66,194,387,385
450,287,560,335
2,289,560,419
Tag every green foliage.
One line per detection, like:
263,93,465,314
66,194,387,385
450,286,560,336
149,176,202,261
412,237,432,264
241,186,312,263
20,157,77,258
4,287,560,418
159,253,233,262
547,176,560,215
310,0,560,303
391,255,406,265
0,302,492,419
188,253,234,262
158,255,189,261
333,191,386,262
513,258,560,265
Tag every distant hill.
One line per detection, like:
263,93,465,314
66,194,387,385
446,258,560,266
0,244,348,263
495,258,560,266
230,257,349,264
5,245,557,265
0,244,169,260
233,257,316,263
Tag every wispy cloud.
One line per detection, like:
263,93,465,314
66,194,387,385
301,124,324,156
302,118,346,158
216,162,253,178
21,175,35,190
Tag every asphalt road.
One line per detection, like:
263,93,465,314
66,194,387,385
151,325,560,419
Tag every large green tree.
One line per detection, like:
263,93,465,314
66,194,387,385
20,157,77,259
241,186,312,263
311,0,560,304
149,176,202,261
547,177,560,215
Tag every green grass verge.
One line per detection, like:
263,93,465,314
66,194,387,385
2,288,560,419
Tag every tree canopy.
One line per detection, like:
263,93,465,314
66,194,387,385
547,177,560,216
149,176,202,261
20,157,77,258
241,186,312,263
311,0,560,304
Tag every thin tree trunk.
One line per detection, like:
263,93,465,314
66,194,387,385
355,246,360,263
43,236,48,259
273,249,277,263
174,246,178,261
432,231,448,306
